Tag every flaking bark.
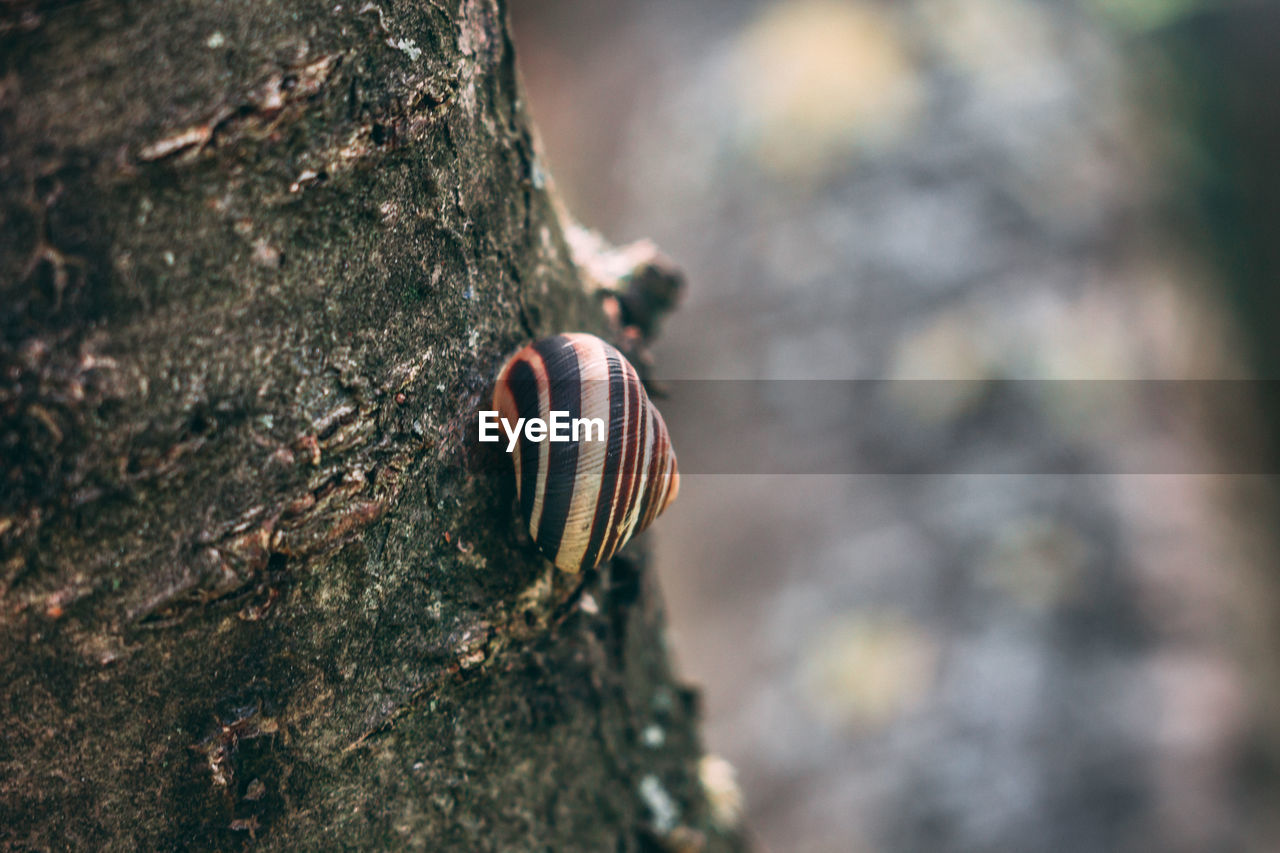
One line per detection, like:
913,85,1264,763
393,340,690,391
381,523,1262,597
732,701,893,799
0,1,735,849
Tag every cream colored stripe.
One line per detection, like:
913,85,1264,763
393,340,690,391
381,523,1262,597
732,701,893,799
605,360,644,560
527,351,553,539
619,389,656,546
597,355,634,564
640,414,669,532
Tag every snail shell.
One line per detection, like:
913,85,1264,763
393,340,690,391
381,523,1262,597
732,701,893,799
493,333,680,572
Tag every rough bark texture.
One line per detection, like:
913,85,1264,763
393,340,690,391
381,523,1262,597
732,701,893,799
0,1,734,849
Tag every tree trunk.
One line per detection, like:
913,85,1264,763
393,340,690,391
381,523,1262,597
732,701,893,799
0,1,735,849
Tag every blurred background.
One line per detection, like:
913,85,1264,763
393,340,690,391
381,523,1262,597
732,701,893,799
511,1,1280,851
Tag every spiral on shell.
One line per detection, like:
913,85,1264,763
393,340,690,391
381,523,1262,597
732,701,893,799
493,333,680,572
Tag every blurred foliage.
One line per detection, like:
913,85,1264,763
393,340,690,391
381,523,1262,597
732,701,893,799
1157,4,1280,440
1091,0,1206,32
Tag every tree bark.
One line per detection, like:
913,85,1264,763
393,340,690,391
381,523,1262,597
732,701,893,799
0,1,735,849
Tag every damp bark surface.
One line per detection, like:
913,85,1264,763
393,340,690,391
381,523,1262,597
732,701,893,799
0,1,734,849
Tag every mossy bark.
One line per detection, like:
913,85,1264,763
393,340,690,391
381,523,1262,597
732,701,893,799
0,1,733,849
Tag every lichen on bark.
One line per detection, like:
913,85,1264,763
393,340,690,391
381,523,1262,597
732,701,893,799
0,1,737,848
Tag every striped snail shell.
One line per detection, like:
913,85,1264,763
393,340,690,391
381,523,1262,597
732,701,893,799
493,333,680,573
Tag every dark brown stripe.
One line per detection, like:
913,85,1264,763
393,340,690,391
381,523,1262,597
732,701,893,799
603,363,647,563
633,406,664,535
532,336,580,557
582,348,627,569
506,358,543,523
598,367,632,563
647,413,675,527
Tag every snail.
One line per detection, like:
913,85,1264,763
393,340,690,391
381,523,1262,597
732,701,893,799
492,333,679,572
